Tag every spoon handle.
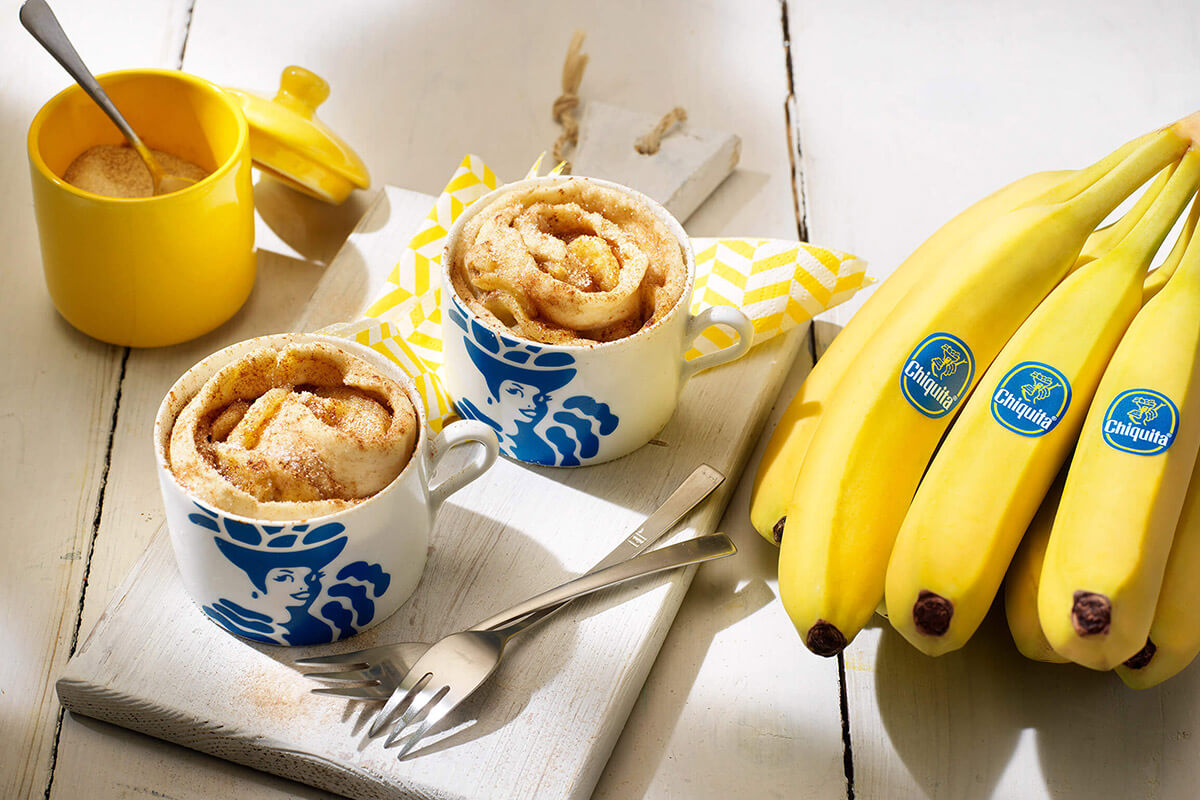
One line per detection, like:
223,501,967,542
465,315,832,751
19,0,159,177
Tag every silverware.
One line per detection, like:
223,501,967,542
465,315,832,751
295,463,725,751
371,532,734,757
296,463,723,694
20,0,196,195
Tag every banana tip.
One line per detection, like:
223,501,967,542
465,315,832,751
805,620,847,657
771,517,786,545
1071,590,1111,636
913,590,953,636
1123,638,1157,670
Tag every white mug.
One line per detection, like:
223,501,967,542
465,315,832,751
153,333,498,646
440,176,755,467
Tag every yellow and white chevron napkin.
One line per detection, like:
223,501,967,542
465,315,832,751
334,154,870,431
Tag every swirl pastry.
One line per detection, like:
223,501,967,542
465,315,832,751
451,179,688,344
168,341,417,521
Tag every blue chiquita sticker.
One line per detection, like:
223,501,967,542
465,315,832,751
1102,389,1179,456
990,361,1072,437
900,333,975,418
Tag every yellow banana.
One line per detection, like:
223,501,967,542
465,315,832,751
1040,156,1200,671
779,122,1193,657
1115,201,1200,689
1115,448,1200,688
748,169,1070,544
1019,131,1155,206
885,153,1200,656
1004,471,1070,663
1003,232,1195,667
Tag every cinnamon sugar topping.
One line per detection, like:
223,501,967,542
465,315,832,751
167,342,417,521
451,179,687,344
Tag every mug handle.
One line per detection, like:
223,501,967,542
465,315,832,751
680,305,755,383
427,420,499,518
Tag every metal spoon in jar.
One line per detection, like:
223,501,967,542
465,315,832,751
20,0,197,196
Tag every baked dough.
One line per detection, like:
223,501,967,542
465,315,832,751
451,179,687,344
168,341,417,520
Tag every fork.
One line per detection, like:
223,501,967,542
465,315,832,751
295,463,723,702
297,462,729,758
373,531,734,756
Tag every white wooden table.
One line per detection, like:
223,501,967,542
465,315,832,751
4,2,1199,798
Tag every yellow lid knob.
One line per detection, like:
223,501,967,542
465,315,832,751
274,66,329,119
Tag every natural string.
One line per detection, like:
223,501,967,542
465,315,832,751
634,106,688,155
552,30,589,171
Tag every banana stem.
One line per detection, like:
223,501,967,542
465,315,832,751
1160,178,1200,290
1170,110,1200,146
1144,192,1200,302
1108,150,1200,265
1024,131,1156,207
1075,164,1175,269
1063,131,1193,230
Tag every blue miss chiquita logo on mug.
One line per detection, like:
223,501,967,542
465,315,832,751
900,333,975,418
186,503,391,646
447,297,619,466
990,361,1072,437
1102,389,1179,456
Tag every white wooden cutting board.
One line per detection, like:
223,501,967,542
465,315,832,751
54,185,804,800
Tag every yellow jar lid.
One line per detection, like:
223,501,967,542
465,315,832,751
224,66,369,204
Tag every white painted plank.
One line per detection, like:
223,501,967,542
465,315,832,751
788,0,1200,797
795,0,1200,353
595,339,849,800
180,0,799,238
0,2,193,797
52,715,340,800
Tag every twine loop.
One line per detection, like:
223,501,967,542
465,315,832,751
635,106,688,155
550,32,689,169
552,31,589,169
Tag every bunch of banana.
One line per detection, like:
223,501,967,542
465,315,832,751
885,152,1200,657
774,122,1194,657
1039,169,1200,671
751,150,1173,549
1002,208,1199,667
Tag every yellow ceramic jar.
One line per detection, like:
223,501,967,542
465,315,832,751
28,69,255,347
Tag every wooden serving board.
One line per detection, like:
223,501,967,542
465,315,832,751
56,185,803,800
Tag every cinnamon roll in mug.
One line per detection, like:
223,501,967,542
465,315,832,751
155,333,499,645
167,340,418,521
450,178,688,344
441,176,755,467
